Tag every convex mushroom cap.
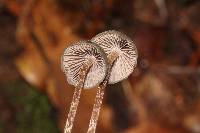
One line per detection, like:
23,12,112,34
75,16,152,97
91,30,138,84
61,41,108,89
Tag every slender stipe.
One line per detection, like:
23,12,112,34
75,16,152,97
64,63,92,133
87,53,118,133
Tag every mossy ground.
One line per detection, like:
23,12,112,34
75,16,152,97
0,81,60,133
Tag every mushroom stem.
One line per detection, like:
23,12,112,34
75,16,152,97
64,61,93,133
87,52,119,133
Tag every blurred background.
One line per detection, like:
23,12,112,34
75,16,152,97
0,0,200,133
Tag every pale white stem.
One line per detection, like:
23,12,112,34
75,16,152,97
87,53,118,133
64,62,92,133
87,81,107,133
64,85,83,133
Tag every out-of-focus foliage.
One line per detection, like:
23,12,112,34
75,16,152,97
0,0,200,133
0,81,59,133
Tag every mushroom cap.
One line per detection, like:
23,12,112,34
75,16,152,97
91,30,138,84
61,41,108,89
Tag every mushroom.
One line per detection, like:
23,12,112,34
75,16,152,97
91,30,138,84
61,41,108,133
87,30,138,133
62,41,108,89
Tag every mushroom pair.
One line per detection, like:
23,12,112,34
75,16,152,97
61,30,138,133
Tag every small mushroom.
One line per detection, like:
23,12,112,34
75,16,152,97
61,41,108,89
91,30,138,84
61,41,107,133
87,30,138,133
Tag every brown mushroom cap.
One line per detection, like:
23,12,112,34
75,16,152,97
91,30,138,84
61,41,108,89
